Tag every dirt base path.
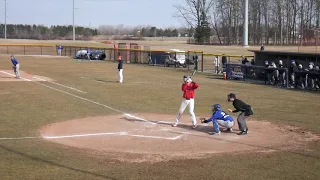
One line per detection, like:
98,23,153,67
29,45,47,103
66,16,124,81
40,113,318,163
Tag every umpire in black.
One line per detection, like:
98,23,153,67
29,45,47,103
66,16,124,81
227,93,253,135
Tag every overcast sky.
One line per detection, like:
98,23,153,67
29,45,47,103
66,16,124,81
0,0,187,28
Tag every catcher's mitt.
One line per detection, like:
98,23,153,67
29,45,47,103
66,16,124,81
199,118,206,123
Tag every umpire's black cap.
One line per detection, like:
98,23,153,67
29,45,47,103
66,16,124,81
227,93,236,101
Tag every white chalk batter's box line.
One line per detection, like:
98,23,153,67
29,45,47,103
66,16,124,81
42,131,185,140
0,131,186,141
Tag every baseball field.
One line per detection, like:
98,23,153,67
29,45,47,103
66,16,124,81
0,39,320,180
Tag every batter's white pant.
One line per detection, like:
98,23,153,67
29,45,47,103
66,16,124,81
15,64,21,78
118,69,123,83
175,98,197,125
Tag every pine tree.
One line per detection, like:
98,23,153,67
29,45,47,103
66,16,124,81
195,11,211,44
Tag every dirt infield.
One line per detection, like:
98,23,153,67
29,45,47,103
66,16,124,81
40,113,319,163
0,69,53,82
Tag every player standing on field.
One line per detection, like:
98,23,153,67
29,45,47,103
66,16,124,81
172,75,199,129
11,55,21,78
117,53,123,83
227,93,253,135
191,52,198,76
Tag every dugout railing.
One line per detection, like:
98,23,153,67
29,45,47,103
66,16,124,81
225,63,290,88
293,70,320,90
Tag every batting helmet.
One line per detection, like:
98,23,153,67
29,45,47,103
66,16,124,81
183,75,192,83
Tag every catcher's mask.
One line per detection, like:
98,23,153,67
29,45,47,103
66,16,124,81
227,93,236,102
212,104,221,112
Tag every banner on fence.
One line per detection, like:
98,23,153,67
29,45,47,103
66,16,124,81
226,64,245,80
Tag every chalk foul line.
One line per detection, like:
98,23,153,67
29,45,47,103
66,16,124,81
0,136,37,140
0,132,183,141
0,71,86,93
32,76,86,93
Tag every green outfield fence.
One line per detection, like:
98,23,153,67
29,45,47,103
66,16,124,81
0,44,254,73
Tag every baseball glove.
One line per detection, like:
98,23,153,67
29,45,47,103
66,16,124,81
12,66,17,72
199,118,206,123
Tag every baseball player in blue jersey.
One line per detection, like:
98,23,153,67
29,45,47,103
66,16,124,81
11,55,21,78
200,104,234,135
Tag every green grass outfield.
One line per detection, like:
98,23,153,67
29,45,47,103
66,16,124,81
0,55,320,180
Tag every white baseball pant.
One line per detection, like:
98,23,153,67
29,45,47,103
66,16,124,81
15,64,21,78
217,120,234,128
118,69,123,83
175,98,197,125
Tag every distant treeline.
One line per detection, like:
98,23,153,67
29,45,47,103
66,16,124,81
0,24,189,40
97,25,189,37
0,24,98,40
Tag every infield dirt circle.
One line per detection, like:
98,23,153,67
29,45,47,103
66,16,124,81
40,113,317,163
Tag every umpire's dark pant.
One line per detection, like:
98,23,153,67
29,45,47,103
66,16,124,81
237,112,249,132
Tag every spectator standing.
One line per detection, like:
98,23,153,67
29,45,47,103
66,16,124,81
306,62,317,90
192,52,198,76
87,47,91,60
278,60,286,86
260,44,265,51
214,56,220,74
289,60,298,88
314,66,320,89
296,64,306,89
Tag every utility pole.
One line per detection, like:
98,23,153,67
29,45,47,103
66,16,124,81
73,0,75,41
243,0,249,47
4,0,7,39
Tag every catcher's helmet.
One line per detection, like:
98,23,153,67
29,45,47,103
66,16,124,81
212,104,221,112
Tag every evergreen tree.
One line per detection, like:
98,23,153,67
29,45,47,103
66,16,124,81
195,11,211,44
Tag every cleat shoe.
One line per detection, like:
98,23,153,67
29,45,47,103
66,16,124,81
226,128,233,132
238,131,248,135
172,123,178,127
192,124,197,129
209,131,221,135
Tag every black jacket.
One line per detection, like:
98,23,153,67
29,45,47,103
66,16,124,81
289,64,297,73
232,99,253,116
278,64,285,73
118,60,123,70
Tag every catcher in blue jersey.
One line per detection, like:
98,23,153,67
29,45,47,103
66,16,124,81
200,104,234,135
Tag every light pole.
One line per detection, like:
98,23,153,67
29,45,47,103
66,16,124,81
243,0,249,47
73,0,75,41
4,0,7,39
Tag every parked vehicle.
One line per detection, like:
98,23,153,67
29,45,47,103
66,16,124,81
163,49,187,68
75,49,106,60
75,49,88,59
90,50,106,60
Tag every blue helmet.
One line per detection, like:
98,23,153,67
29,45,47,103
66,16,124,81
212,104,221,111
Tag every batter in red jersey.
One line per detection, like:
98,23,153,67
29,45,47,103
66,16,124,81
172,75,199,129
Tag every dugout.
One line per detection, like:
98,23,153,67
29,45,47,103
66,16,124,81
249,50,320,67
